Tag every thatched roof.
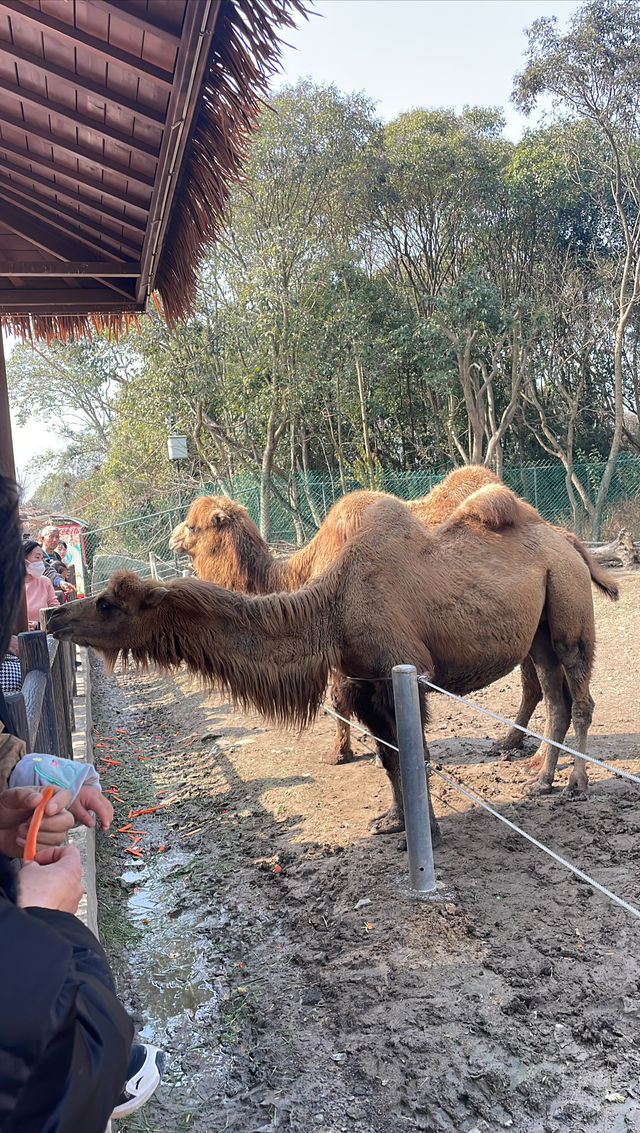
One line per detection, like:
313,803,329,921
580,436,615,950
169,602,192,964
0,0,307,341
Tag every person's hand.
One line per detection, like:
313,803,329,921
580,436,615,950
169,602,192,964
59,580,76,594
70,786,114,831
7,635,18,655
17,844,84,913
0,786,74,857
28,619,38,631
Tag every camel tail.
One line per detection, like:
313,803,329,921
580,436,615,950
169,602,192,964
563,532,619,601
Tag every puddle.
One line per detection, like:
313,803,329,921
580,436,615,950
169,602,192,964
119,849,225,1040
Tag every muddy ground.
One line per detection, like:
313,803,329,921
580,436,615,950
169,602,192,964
92,571,640,1133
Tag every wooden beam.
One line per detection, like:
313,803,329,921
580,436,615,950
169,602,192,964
0,177,144,261
0,0,175,89
0,261,141,276
0,197,109,262
0,41,167,129
138,0,218,301
0,152,147,236
0,196,141,299
0,105,156,190
0,288,142,312
0,134,151,212
0,73,162,158
91,0,182,49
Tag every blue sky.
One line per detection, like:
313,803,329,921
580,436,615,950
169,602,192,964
8,0,581,480
276,0,580,139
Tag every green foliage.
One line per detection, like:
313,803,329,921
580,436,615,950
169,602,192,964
11,62,640,530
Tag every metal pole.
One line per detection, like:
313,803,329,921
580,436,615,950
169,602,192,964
392,664,436,893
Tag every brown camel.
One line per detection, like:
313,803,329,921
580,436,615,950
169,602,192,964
169,468,617,764
50,485,607,843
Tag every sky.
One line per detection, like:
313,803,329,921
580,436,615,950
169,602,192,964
6,0,581,482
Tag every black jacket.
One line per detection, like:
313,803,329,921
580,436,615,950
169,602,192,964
0,854,133,1132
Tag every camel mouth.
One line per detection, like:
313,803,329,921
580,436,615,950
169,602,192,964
47,611,73,639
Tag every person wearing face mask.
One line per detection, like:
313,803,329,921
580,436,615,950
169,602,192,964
23,540,59,629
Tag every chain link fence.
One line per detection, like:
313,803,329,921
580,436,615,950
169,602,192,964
79,455,640,593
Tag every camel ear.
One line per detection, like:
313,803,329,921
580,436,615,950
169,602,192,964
210,508,230,529
143,586,169,608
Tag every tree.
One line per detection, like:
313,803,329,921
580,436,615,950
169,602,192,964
515,0,640,534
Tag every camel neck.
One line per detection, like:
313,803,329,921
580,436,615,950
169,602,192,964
150,576,343,728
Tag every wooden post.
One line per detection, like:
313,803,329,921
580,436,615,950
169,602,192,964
2,690,29,746
0,331,28,633
47,636,72,755
18,630,58,754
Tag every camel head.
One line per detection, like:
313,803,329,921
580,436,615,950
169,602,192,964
168,495,272,591
169,495,250,557
48,571,169,666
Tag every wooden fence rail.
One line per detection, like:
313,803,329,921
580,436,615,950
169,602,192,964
3,605,76,755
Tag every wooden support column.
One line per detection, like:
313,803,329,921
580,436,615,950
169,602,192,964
0,331,28,633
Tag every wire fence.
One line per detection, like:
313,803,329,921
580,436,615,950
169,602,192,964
78,453,640,593
321,686,640,921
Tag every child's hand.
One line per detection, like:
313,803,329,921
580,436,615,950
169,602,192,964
69,785,114,831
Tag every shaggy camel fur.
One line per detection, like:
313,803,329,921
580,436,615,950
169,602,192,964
50,486,606,842
169,468,501,763
169,468,617,765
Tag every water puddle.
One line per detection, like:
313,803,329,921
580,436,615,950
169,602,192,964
119,849,225,1042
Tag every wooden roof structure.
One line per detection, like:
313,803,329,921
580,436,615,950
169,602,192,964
0,0,305,339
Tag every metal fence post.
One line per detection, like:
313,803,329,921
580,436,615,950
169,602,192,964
392,664,436,893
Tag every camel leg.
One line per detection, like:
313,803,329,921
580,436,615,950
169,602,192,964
345,680,441,845
523,631,573,796
554,643,594,798
489,655,543,758
321,678,356,764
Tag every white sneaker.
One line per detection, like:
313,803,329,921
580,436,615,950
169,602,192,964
111,1043,166,1119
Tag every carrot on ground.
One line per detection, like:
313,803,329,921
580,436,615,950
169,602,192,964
23,786,55,862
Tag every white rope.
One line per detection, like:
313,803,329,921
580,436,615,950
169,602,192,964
321,703,399,751
429,763,640,921
320,698,640,921
417,676,640,788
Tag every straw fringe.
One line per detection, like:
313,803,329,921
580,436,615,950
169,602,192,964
1,0,308,341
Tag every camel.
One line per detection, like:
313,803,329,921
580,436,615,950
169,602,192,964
50,485,607,844
169,468,618,764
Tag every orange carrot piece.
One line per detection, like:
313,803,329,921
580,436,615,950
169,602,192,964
117,824,133,832
23,786,55,862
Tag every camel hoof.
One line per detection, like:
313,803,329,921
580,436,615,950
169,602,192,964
523,775,554,797
321,747,355,765
488,738,523,758
562,782,589,801
525,750,545,771
368,806,405,836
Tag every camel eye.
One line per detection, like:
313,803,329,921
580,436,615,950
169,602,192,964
97,597,115,615
187,525,196,533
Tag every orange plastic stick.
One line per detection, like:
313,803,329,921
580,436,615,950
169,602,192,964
23,786,55,861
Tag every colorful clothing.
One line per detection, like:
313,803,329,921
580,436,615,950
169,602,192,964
24,574,59,625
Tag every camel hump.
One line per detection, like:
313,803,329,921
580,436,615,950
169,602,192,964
329,490,391,545
449,483,532,532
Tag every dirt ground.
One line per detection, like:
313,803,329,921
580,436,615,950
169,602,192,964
92,570,640,1133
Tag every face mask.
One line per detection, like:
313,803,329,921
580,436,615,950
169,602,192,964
27,561,46,577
